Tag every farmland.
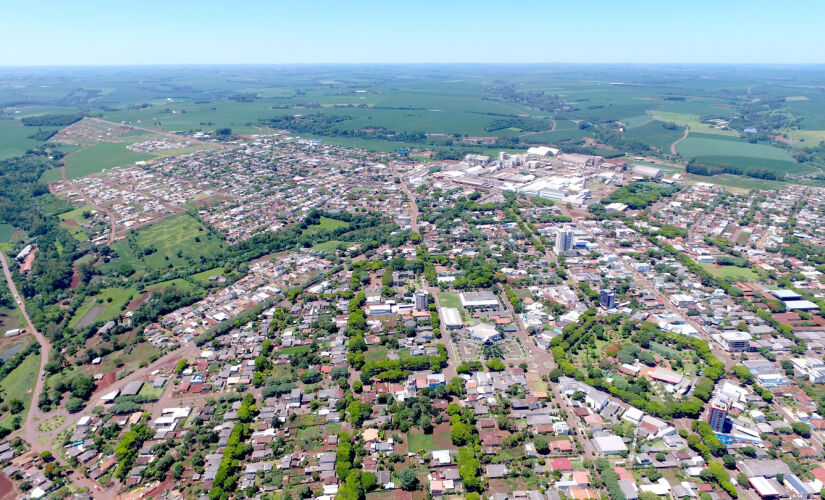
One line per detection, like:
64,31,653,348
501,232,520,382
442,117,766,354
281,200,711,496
7,65,825,184
623,120,686,151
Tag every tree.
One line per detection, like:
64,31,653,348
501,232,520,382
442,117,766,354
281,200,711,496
66,397,84,413
399,468,418,491
534,435,549,454
792,422,812,437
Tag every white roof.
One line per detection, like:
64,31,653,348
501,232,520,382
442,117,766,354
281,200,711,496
591,435,627,454
749,476,780,497
101,390,120,402
441,307,462,327
432,449,451,465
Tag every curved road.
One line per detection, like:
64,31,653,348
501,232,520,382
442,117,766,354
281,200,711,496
0,252,109,496
0,252,51,434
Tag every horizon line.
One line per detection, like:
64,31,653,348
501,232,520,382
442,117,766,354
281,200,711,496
3,61,825,69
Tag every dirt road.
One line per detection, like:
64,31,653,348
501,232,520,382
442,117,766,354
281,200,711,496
670,127,689,155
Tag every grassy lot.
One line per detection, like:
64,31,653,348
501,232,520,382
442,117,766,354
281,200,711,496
277,346,311,356
58,204,96,225
190,267,224,283
100,342,160,373
699,263,760,281
39,167,63,183
0,352,40,430
69,287,137,329
365,346,388,363
60,222,88,242
0,224,13,243
37,415,66,433
649,111,738,137
303,216,349,235
686,173,787,193
407,432,437,453
63,141,153,179
147,278,199,294
109,215,226,274
312,240,351,252
137,383,165,401
0,308,21,336
438,291,462,309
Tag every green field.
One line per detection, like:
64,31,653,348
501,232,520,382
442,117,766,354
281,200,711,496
623,120,686,151
407,432,437,453
147,278,199,294
303,216,350,235
0,120,46,161
312,240,352,252
699,263,759,281
650,111,738,137
0,352,40,429
69,287,136,329
676,134,803,174
39,167,63,183
191,267,225,283
62,141,153,179
58,204,96,225
0,224,13,243
109,214,226,274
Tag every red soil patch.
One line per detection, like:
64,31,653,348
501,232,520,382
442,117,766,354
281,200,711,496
124,292,149,313
70,266,81,289
0,473,19,500
95,371,117,392
432,423,453,449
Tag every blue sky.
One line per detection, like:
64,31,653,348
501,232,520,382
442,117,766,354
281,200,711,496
2,0,823,65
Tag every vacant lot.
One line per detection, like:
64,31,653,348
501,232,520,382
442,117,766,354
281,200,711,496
407,432,437,453
303,216,349,235
700,263,760,281
0,352,39,430
70,287,137,329
63,141,152,179
110,214,226,274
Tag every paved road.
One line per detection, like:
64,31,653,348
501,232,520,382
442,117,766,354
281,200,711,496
576,223,739,369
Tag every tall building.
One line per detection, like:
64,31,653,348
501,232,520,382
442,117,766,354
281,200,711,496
414,290,429,312
599,289,616,310
708,398,730,432
555,228,574,255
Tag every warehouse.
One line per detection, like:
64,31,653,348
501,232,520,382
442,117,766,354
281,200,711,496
630,164,663,178
591,435,628,456
441,307,463,329
459,291,500,309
